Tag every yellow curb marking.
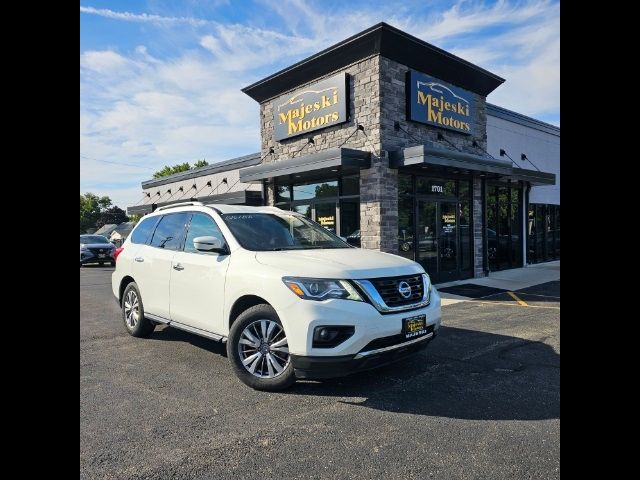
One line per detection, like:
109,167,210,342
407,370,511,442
474,301,560,310
507,291,529,307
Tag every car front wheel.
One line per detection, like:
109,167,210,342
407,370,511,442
227,304,295,391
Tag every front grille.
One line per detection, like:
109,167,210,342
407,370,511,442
369,274,424,307
359,324,435,353
88,247,109,255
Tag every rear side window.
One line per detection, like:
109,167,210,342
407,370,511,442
184,213,225,254
149,213,190,251
130,217,158,245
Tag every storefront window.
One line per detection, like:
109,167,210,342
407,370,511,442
397,196,414,260
293,180,338,201
341,175,359,196
487,183,522,271
340,199,360,246
293,204,312,218
277,176,358,241
416,177,456,196
398,174,412,196
275,183,291,203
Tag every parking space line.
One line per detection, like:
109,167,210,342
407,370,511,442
507,291,529,306
473,300,560,310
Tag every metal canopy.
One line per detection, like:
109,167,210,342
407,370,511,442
239,147,371,183
389,144,555,185
126,190,263,215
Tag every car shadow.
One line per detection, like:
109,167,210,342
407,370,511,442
150,325,228,357
149,323,558,421
285,326,559,421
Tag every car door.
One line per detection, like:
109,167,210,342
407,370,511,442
133,212,190,320
169,212,230,334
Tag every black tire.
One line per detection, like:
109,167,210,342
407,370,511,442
121,282,155,338
227,304,295,391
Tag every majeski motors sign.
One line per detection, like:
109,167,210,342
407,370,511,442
407,70,475,135
273,72,349,141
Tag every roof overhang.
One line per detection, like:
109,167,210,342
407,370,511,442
242,22,504,103
126,191,263,216
390,144,555,186
239,147,371,183
126,204,153,216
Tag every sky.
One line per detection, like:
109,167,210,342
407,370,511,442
80,0,560,209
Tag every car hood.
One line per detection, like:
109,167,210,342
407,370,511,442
254,248,424,279
80,243,114,249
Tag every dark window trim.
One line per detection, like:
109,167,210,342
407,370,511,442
181,211,230,255
131,215,162,245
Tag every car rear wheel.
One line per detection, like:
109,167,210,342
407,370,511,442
121,282,155,338
227,304,295,391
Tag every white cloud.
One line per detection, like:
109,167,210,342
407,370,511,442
80,6,211,26
81,1,559,207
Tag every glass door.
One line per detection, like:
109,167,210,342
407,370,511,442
416,200,438,277
314,201,337,235
439,202,458,281
416,200,460,282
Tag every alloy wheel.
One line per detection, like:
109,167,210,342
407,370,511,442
238,319,290,378
124,290,140,328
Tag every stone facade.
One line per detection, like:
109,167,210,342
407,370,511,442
258,55,386,251
258,54,490,276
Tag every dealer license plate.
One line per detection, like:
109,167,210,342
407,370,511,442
403,314,427,339
98,254,106,258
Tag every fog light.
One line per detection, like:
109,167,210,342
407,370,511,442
312,326,355,348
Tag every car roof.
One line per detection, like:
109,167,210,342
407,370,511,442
146,204,289,216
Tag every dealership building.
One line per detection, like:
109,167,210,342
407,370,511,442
127,23,559,283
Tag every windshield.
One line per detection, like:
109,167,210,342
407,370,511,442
220,212,351,251
80,235,110,244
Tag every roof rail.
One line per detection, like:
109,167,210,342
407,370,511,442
155,201,204,211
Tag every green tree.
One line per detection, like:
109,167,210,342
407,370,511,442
128,214,143,225
152,160,209,178
97,206,129,229
152,162,191,178
193,159,208,168
80,193,112,233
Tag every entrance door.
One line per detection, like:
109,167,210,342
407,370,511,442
416,200,459,283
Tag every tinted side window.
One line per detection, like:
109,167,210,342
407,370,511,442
184,213,225,254
149,213,189,251
130,217,158,245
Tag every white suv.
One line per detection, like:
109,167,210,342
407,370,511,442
112,202,441,390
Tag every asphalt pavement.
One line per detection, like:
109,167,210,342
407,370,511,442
80,265,560,479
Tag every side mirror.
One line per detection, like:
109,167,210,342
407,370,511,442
193,235,226,254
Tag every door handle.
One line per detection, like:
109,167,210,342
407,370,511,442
173,263,184,271
134,257,144,262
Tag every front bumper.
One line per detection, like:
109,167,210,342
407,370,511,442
80,252,114,264
277,287,442,356
290,330,436,379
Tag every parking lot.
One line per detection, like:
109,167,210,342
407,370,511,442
80,266,559,479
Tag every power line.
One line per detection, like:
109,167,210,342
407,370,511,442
80,154,150,170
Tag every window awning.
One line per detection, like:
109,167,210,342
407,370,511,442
239,147,371,184
126,190,263,215
389,144,555,186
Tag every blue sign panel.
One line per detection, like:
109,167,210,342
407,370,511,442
407,70,475,135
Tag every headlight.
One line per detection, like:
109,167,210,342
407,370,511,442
422,273,432,299
282,277,363,302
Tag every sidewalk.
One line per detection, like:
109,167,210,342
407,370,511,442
435,260,560,306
